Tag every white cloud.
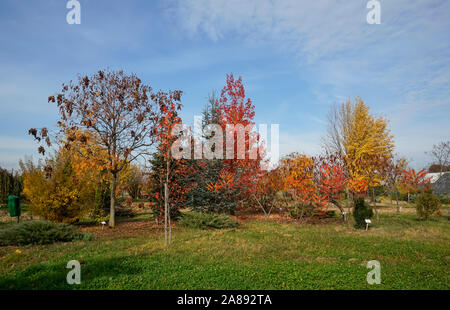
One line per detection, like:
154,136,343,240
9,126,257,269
166,0,450,166
166,0,450,103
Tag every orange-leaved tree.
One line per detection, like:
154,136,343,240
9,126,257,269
252,168,283,218
280,153,328,223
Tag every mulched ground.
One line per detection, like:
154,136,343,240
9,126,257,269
78,214,344,242
80,220,163,240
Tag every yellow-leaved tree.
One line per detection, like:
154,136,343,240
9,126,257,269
21,149,94,223
324,97,394,213
21,130,109,223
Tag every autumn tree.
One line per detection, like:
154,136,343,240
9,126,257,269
218,74,264,205
68,128,122,222
381,156,408,211
147,152,190,221
323,97,394,205
23,129,111,223
152,89,184,245
252,168,282,218
315,153,347,219
185,76,265,215
29,69,163,227
401,168,432,194
279,153,328,223
20,148,95,223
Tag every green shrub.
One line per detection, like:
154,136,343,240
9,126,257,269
0,221,87,246
415,192,441,220
179,212,238,230
353,198,373,229
437,194,450,205
325,210,336,218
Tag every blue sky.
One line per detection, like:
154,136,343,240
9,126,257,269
0,0,449,169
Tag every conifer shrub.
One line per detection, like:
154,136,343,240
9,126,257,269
0,221,89,246
353,198,373,229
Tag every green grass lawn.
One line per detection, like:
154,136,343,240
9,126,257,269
0,211,449,290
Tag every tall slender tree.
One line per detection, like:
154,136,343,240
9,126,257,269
218,74,264,203
153,90,183,246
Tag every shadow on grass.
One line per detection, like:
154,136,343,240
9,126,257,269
0,254,145,290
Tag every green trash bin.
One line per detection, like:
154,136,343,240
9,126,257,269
8,195,21,221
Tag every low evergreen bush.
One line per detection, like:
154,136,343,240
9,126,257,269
179,212,238,229
0,221,89,246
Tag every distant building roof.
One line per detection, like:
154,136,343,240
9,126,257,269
426,172,449,183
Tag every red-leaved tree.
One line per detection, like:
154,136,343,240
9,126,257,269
153,90,185,246
402,168,432,194
316,159,346,219
217,74,264,208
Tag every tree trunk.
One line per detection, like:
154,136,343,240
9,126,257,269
253,194,273,218
346,190,351,214
164,156,170,246
395,190,400,212
164,181,168,246
331,198,345,221
168,203,172,244
109,171,118,227
372,187,378,220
